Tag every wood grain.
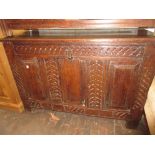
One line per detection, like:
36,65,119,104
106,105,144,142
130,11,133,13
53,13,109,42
0,43,24,112
4,19,155,29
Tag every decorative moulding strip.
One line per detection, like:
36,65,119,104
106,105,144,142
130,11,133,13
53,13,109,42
5,19,155,29
14,44,144,58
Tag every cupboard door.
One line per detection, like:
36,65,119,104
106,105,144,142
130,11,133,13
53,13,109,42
107,59,142,110
19,58,46,100
12,56,53,109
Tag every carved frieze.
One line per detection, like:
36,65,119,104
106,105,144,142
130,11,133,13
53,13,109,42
14,44,144,57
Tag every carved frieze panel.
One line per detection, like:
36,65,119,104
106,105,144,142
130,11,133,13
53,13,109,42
14,44,144,57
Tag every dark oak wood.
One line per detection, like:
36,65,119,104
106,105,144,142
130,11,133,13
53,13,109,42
4,19,155,29
2,20,155,128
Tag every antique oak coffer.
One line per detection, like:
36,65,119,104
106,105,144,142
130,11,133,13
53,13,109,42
2,20,155,128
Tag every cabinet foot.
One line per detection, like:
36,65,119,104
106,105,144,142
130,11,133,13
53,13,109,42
125,120,140,129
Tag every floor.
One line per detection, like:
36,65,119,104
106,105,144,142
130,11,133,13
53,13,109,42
0,109,149,135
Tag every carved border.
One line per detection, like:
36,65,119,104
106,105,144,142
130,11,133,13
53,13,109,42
132,65,155,111
131,53,155,120
87,60,105,109
45,58,63,102
14,44,144,57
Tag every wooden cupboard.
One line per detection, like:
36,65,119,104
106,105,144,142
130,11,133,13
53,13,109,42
3,36,155,128
2,19,155,128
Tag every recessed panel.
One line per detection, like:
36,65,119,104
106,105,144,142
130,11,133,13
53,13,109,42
108,59,141,109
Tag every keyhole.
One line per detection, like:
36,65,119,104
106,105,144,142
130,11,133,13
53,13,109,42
81,100,86,107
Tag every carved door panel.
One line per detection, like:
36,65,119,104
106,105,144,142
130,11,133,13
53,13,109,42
12,56,53,109
14,56,88,109
19,58,46,100
106,59,142,110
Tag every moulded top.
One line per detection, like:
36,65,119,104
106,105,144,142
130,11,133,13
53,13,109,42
5,19,155,29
